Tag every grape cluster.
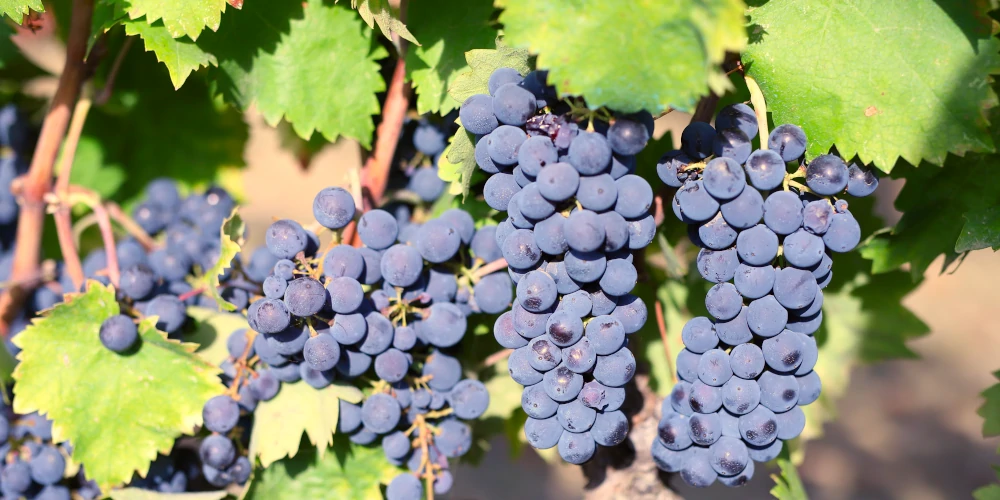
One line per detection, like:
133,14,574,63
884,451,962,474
651,105,877,487
392,117,453,204
0,104,30,251
204,185,500,499
459,68,657,464
0,411,101,499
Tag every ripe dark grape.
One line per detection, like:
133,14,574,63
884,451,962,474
99,314,138,353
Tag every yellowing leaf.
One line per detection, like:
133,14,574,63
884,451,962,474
440,125,479,201
194,210,244,312
186,306,248,366
249,381,364,467
352,0,418,45
448,35,531,106
12,282,224,491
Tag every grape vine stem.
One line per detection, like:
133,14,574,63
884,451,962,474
360,42,409,211
745,74,769,149
67,186,120,288
0,0,95,334
654,300,676,385
471,258,508,280
52,94,94,292
481,348,512,369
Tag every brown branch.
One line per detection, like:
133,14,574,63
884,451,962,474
105,202,158,251
360,54,409,209
653,195,665,227
472,258,508,280
94,36,134,106
0,0,96,334
691,92,720,124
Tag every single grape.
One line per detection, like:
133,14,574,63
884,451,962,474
676,348,701,383
483,173,521,211
120,264,155,300
715,306,753,346
802,200,834,235
823,211,861,252
696,247,739,283
676,179,720,222
518,136,558,177
527,336,562,372
381,244,424,287
614,174,654,218
763,190,804,235
688,412,722,446
460,94,498,135
768,124,807,161
568,131,612,175
146,294,188,333
773,267,818,310
783,228,826,268
652,439,687,473
422,351,462,391
591,409,629,446
681,122,716,160
263,276,288,299
786,311,823,335
744,149,786,190
493,83,537,126
536,162,580,202
627,213,656,250
545,310,584,347
357,210,399,250
774,405,806,440
494,311,528,349
449,379,490,420
199,434,236,469
705,283,742,321
721,377,761,415
758,371,799,413
715,103,758,138
203,395,240,433
847,163,879,197
670,381,695,415
489,67,524,94
797,370,822,405
610,293,647,334
746,295,788,338
697,212,738,250
522,383,559,419
524,416,563,449
564,249,607,283
99,315,138,353
543,364,585,402
681,316,719,354
600,259,637,297
576,173,617,211
805,154,849,195
712,129,752,167
303,333,341,371
698,348,733,387
795,334,819,376
488,125,528,166
562,337,597,373
709,436,749,477
362,393,402,434
608,115,650,155
657,150,691,188
266,219,308,259
557,398,597,433
734,263,775,300
508,346,544,386
512,303,552,339
29,446,66,485
473,272,513,314
502,229,542,269
283,277,327,317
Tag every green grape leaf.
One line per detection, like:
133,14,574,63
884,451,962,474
11,281,224,491
957,206,1000,253
186,307,248,366
978,370,1000,440
244,441,397,500
744,0,1000,171
770,458,809,500
497,0,745,112
198,0,388,148
89,0,128,56
481,359,522,420
83,49,247,208
249,381,364,468
109,489,228,500
351,0,418,45
193,210,244,312
975,483,1000,500
0,0,42,23
448,35,531,106
59,136,126,200
120,0,226,41
440,125,479,201
860,157,1000,279
404,0,496,114
123,18,217,89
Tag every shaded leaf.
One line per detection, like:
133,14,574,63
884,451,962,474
186,307,248,366
352,0,418,45
440,124,479,201
244,441,397,500
60,136,126,201
404,0,496,114
978,370,1000,439
248,381,364,468
12,282,224,491
957,206,1000,252
498,0,746,112
194,210,244,312
744,0,1000,170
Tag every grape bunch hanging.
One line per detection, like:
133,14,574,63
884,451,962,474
651,104,878,487
459,68,657,464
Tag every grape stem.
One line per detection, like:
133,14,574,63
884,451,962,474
52,94,94,292
360,52,409,211
654,300,676,385
66,186,121,288
481,348,512,369
105,201,159,251
0,0,96,334
744,74,769,148
471,258,508,280
691,92,720,123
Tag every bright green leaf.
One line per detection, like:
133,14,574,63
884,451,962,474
199,0,387,147
12,281,224,491
498,0,746,112
186,306,248,366
957,206,1000,252
481,359,521,420
249,381,364,468
770,458,809,500
440,125,479,201
193,210,244,312
744,0,1000,170
120,0,226,40
109,489,228,500
244,442,397,500
448,35,531,106
405,0,496,114
352,0,418,46
0,0,42,23
123,18,217,89
861,157,1000,279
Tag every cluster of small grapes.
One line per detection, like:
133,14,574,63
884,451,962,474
0,105,31,250
459,67,658,464
392,117,452,205
0,412,101,499
651,105,878,487
201,185,499,499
